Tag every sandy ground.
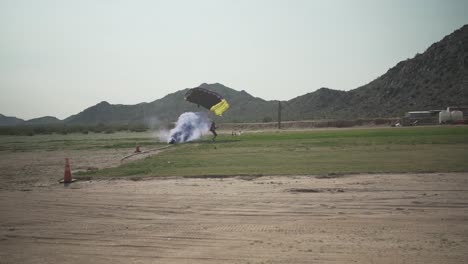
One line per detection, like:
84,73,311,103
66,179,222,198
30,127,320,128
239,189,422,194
0,148,162,190
1,172,468,264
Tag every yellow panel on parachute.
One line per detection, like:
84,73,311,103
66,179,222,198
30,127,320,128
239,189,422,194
210,99,229,116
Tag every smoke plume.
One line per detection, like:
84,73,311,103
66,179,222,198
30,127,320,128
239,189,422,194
167,112,211,144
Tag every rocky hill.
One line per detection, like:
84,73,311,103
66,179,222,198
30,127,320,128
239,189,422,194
0,114,25,126
0,114,65,127
283,25,468,119
60,24,468,124
64,83,277,124
2,25,467,126
24,116,62,126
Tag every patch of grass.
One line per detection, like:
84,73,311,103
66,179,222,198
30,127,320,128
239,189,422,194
80,126,468,178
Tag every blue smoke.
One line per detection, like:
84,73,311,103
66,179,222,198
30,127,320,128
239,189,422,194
168,112,211,144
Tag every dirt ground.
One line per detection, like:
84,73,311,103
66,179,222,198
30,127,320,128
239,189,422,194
1,171,468,263
0,148,163,190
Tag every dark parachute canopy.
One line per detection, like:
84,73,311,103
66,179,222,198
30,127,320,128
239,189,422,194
184,88,230,116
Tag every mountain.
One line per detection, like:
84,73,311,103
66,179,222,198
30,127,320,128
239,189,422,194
25,116,63,126
65,101,148,125
2,25,467,125
284,88,349,120
347,24,467,117
284,25,468,119
0,114,62,127
65,83,277,124
63,24,468,124
0,114,24,126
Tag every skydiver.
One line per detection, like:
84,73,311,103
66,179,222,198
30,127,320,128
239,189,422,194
210,121,217,141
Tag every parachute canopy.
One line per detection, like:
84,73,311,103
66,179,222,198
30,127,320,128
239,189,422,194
184,88,230,116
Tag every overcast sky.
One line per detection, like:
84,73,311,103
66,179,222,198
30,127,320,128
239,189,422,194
1,0,467,120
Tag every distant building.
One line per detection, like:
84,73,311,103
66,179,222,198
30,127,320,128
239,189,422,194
402,106,468,126
440,106,468,124
447,106,468,121
401,111,439,126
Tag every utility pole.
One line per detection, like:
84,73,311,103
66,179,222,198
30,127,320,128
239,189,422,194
278,101,282,129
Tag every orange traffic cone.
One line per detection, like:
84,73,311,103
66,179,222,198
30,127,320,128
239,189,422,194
63,158,72,183
135,144,141,153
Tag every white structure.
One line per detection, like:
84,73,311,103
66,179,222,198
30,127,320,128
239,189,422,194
439,107,466,124
439,110,451,124
451,110,464,122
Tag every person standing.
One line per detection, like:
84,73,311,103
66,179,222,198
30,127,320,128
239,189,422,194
210,121,217,141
